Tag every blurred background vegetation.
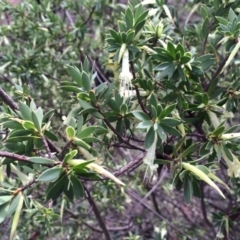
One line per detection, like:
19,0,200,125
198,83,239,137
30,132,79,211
1,0,240,239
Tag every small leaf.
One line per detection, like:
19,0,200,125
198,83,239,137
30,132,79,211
184,175,193,203
178,143,198,159
46,173,67,201
38,167,63,182
82,71,91,92
32,111,41,132
156,125,166,142
160,124,182,137
22,121,36,131
28,157,56,165
136,121,153,129
78,127,96,138
71,175,84,199
19,102,32,121
62,150,78,165
0,196,12,205
132,110,150,121
73,137,91,150
66,126,76,140
145,126,155,148
66,65,82,86
44,130,58,141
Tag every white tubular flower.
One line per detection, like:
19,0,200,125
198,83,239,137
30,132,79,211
221,148,240,178
221,132,240,140
119,49,133,98
143,132,158,182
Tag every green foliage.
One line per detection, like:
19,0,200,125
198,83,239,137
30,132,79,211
1,0,240,239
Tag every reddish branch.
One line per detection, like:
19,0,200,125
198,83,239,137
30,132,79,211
84,184,111,240
0,87,19,111
0,151,29,162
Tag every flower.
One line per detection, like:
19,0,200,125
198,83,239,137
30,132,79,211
221,148,240,178
119,49,133,98
143,132,158,182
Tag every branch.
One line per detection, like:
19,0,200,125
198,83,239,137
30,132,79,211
84,184,111,240
113,152,146,177
0,87,19,111
99,110,145,152
205,54,230,91
0,151,29,162
135,85,149,116
41,135,53,159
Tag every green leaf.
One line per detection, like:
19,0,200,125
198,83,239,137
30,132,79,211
66,126,75,140
28,157,56,165
60,86,81,93
108,99,120,112
19,102,32,121
202,17,209,39
7,194,20,216
109,29,121,43
136,121,153,129
38,166,63,182
82,71,91,92
132,110,150,121
160,124,182,137
0,195,12,205
212,126,225,136
157,125,167,142
6,136,39,142
178,143,198,159
145,126,155,148
167,41,176,58
79,99,93,109
154,159,171,165
71,174,84,199
73,137,91,150
62,150,78,164
76,116,84,136
8,129,32,138
2,121,23,130
63,178,74,202
46,173,67,201
32,111,41,132
125,7,134,29
0,203,8,224
160,105,177,120
160,118,181,127
66,65,82,86
22,121,36,130
184,175,193,203
78,127,96,138
44,130,58,141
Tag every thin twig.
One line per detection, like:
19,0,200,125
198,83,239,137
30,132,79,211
59,140,72,161
82,6,95,26
84,184,111,240
205,54,230,91
41,135,53,159
98,109,145,152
